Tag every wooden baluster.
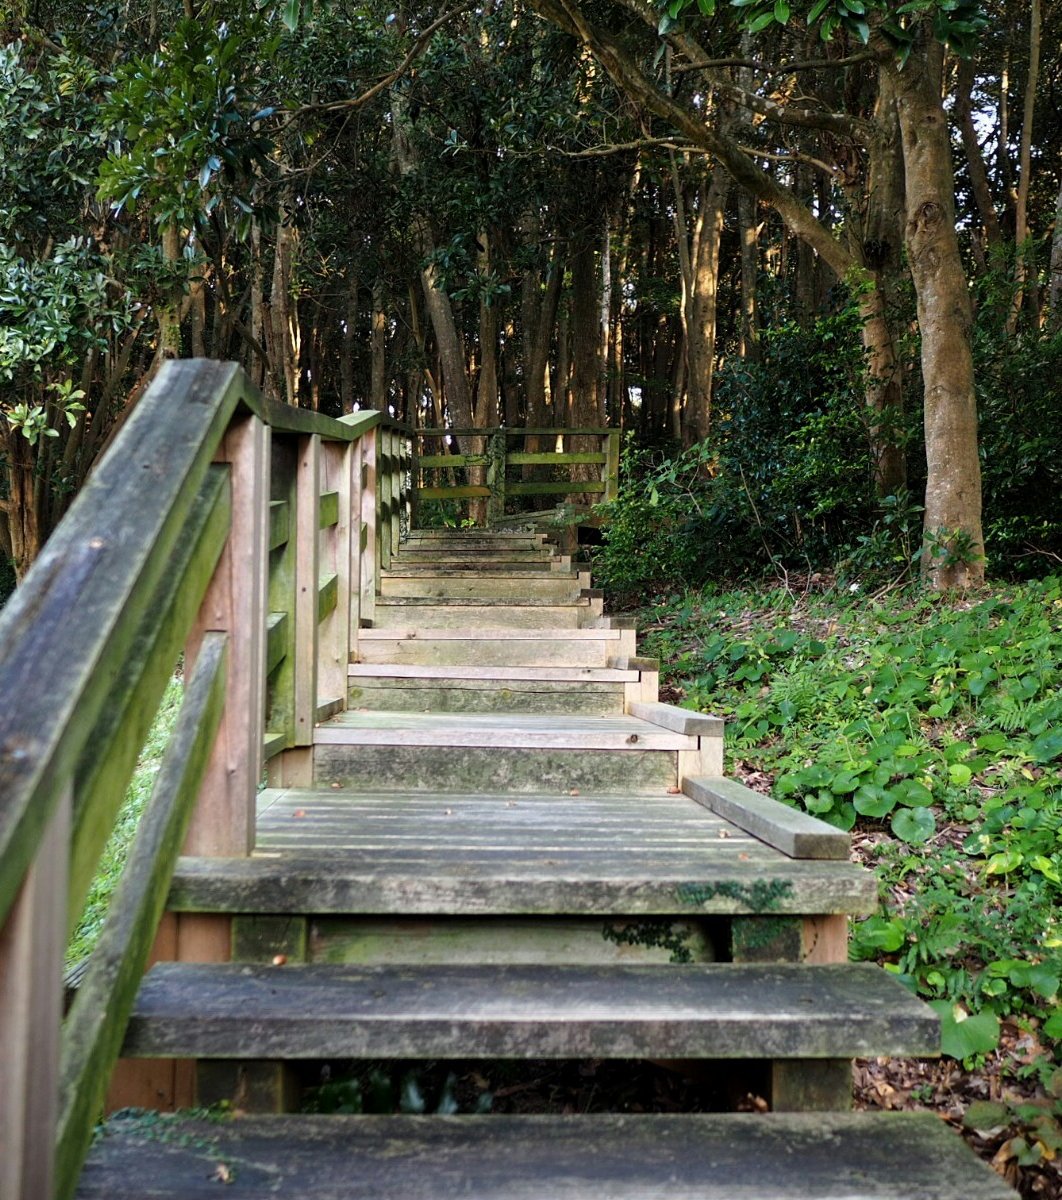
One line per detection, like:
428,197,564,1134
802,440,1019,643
0,787,70,1200
389,430,402,557
605,430,621,502
292,435,321,747
360,426,378,627
317,439,352,716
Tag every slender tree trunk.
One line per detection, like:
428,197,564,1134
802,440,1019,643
270,201,299,406
954,58,1002,256
1006,0,1040,333
738,189,761,361
859,65,907,497
371,279,387,411
1048,175,1062,328
893,40,984,588
340,272,357,414
686,172,729,444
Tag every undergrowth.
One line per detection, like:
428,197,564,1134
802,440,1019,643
638,576,1062,1162
65,675,183,969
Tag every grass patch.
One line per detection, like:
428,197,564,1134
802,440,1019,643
65,675,184,970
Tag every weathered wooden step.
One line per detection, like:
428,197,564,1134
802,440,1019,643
315,710,694,751
354,627,627,668
347,663,637,715
379,574,585,601
348,673,624,714
402,535,546,550
391,550,554,566
77,1111,1019,1199
170,788,879,915
382,560,570,577
121,962,937,1060
372,598,591,630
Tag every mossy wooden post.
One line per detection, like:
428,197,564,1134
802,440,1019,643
406,430,418,530
264,437,298,765
0,786,69,1200
181,414,269,1099
360,425,378,629
389,429,402,556
377,428,392,573
292,435,321,746
317,439,352,715
604,429,620,502
487,429,506,524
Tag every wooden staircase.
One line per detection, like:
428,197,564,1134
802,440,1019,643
78,527,1013,1198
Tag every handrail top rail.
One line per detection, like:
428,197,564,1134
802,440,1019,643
0,359,394,926
418,426,617,438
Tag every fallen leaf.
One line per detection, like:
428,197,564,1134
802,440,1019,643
293,809,306,819
272,954,287,966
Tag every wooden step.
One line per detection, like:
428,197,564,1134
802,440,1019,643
313,712,691,792
372,598,591,630
78,1111,1017,1199
379,574,585,600
347,662,639,715
382,561,570,578
405,530,545,544
354,628,627,668
315,711,697,751
348,673,625,714
170,788,879,916
120,962,937,1060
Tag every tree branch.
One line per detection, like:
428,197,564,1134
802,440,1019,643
286,3,474,117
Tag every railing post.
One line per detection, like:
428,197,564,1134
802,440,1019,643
605,429,621,502
0,786,70,1200
407,432,418,531
291,435,322,747
487,429,507,524
360,425,378,629
389,429,402,556
318,439,353,713
377,429,392,573
184,413,269,857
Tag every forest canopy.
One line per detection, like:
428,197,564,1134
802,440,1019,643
1,0,1060,590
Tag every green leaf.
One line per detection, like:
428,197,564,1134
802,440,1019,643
891,807,936,843
774,0,790,21
853,784,895,818
947,763,973,787
1030,729,1062,763
1043,1009,1062,1040
929,1001,1000,1060
807,0,831,21
894,779,934,808
747,10,776,30
985,850,1022,875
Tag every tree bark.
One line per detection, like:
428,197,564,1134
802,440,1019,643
1006,0,1040,333
893,39,984,588
954,57,1002,254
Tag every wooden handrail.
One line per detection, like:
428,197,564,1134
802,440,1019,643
0,360,411,1199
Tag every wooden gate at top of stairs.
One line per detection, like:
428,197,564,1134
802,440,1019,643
0,362,1015,1199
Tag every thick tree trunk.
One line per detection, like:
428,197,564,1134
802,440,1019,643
893,40,984,588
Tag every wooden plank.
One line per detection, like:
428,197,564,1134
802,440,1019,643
77,1111,1018,1200
183,415,269,858
0,786,69,1200
169,853,879,917
417,484,492,500
507,451,608,465
605,429,621,501
318,490,340,529
314,743,677,792
68,469,230,932
317,572,339,622
507,481,607,496
56,636,228,1200
683,777,850,860
292,435,321,747
262,731,286,761
358,427,377,628
0,360,246,926
627,702,724,737
266,612,288,675
268,500,289,550
315,711,696,751
347,664,640,681
122,962,937,1061
261,401,381,441
418,453,489,468
358,627,621,641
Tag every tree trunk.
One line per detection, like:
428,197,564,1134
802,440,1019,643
686,172,729,444
893,40,984,588
859,65,907,498
1048,174,1062,328
270,203,299,406
371,279,387,412
738,189,761,361
954,58,1002,255
1006,0,1040,333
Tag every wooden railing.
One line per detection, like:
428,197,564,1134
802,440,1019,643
415,426,620,523
0,361,411,1200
